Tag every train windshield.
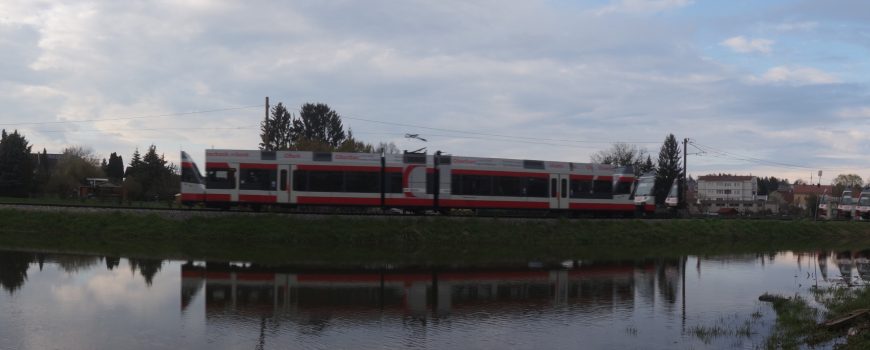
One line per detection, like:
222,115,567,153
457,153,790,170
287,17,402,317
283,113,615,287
668,182,678,197
841,191,854,205
634,177,655,196
860,192,870,206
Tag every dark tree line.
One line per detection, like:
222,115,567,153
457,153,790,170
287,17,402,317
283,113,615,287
0,128,178,201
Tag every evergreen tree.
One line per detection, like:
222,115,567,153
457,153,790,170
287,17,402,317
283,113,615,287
654,134,682,205
639,155,655,174
0,129,33,197
291,103,347,149
259,103,294,151
106,152,124,182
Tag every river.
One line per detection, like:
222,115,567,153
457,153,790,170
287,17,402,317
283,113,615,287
0,248,865,349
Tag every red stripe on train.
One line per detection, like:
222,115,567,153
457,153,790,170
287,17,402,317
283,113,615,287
205,194,231,202
239,195,277,203
181,193,205,201
569,203,635,211
206,162,230,169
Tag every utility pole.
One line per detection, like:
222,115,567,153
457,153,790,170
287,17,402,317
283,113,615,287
682,138,688,212
265,96,269,121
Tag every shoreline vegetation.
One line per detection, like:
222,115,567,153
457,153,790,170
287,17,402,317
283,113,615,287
3,208,870,265
6,207,870,348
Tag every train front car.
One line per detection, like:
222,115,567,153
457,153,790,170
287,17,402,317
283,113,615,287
664,181,679,208
839,189,855,219
632,172,656,216
180,151,206,206
855,189,870,220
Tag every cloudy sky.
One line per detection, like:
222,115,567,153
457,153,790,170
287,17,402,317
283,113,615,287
2,0,869,183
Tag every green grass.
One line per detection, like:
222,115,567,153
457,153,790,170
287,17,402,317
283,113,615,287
3,208,870,265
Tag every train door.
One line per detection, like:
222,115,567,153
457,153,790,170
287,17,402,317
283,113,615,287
277,164,291,204
549,174,569,210
228,162,240,202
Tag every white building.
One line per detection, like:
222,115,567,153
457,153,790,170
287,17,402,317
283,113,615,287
697,175,763,213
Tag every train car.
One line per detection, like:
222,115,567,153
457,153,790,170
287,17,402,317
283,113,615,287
180,149,637,215
838,189,855,219
855,189,870,220
664,181,679,208
632,172,656,215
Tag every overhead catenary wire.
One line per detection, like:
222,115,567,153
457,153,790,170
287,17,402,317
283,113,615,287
0,105,261,127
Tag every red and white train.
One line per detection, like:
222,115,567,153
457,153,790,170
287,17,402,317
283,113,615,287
180,149,646,215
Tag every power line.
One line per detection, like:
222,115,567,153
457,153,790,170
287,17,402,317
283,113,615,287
341,114,662,145
29,126,257,134
0,105,261,127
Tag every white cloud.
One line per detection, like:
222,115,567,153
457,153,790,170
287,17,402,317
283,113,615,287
595,0,693,15
720,36,774,54
748,66,839,86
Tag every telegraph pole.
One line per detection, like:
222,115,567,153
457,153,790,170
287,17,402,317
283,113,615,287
265,96,269,121
682,138,689,212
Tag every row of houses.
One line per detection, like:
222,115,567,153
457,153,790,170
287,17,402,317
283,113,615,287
693,175,832,215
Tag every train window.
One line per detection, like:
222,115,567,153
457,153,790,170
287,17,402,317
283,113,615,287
561,179,567,198
293,170,308,191
614,181,632,195
308,171,343,192
280,170,287,191
240,169,277,191
181,164,204,184
526,178,548,197
493,176,524,197
523,160,545,170
463,175,492,196
451,174,461,195
570,180,593,198
344,171,380,193
426,172,434,194
313,152,332,162
592,180,613,198
550,178,557,197
206,168,236,189
260,151,276,160
436,155,451,165
385,172,402,193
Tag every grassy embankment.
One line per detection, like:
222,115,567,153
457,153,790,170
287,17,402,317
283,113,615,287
3,208,870,265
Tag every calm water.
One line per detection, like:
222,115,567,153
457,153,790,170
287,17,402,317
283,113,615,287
1,249,866,349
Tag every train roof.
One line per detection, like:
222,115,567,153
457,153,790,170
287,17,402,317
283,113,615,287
200,149,632,175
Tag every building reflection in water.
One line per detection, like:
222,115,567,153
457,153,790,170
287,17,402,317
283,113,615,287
179,258,684,323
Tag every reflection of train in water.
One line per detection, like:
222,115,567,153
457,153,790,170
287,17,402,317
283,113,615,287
181,150,651,216
180,260,681,318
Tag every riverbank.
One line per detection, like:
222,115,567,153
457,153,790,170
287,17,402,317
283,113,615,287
3,208,870,265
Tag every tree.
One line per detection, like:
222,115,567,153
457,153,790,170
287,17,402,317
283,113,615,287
259,103,294,151
654,134,681,205
639,155,655,174
125,145,178,200
290,103,347,149
0,129,34,197
106,152,124,183
32,148,51,195
375,142,401,154
45,146,103,198
832,174,863,197
591,143,650,176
